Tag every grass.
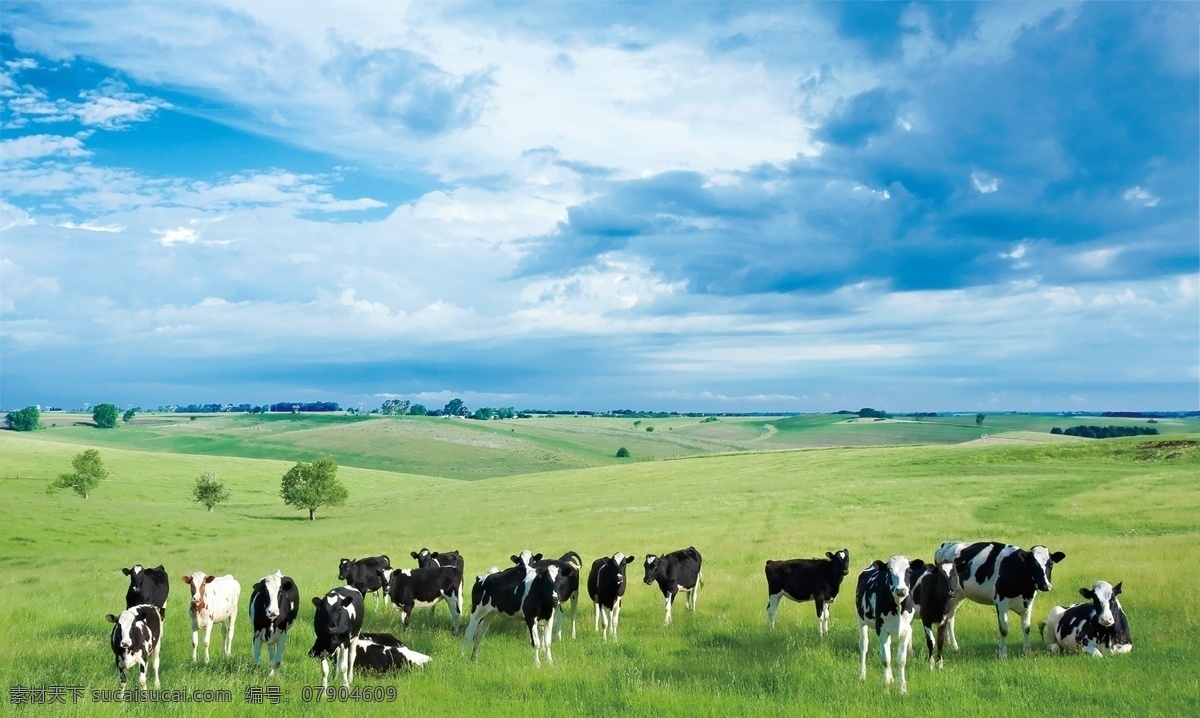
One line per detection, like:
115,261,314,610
0,429,1197,716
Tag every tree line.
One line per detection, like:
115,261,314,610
1051,425,1160,439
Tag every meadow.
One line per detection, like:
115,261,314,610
0,420,1198,716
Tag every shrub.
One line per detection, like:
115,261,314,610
191,471,230,512
616,447,630,458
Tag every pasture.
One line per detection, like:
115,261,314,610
1,427,1198,716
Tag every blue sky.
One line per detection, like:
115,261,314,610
1,1,1196,413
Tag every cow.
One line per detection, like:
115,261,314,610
764,549,851,635
587,553,635,641
352,633,432,673
248,571,300,676
308,586,365,689
410,549,465,621
461,553,574,666
380,565,463,632
123,564,169,618
337,555,391,610
911,561,961,669
106,605,162,691
643,547,703,626
522,551,583,639
856,556,925,695
1040,580,1132,657
936,541,1066,658
182,572,240,663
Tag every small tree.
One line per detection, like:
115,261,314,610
280,456,348,521
5,406,41,431
616,447,630,458
93,403,119,428
122,408,137,423
50,449,108,499
409,403,427,416
473,407,494,421
444,398,466,416
975,413,985,427
191,471,230,512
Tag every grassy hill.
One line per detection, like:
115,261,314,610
1,429,1197,715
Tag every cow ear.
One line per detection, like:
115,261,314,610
625,555,636,565
181,575,192,584
204,575,216,584
341,596,355,607
1051,551,1066,563
311,597,322,607
872,560,886,571
533,553,543,562
909,558,926,574
1079,588,1095,600
281,580,294,592
826,552,835,560
253,582,265,593
430,552,440,558
510,555,520,564
122,567,132,576
106,614,119,623
154,565,165,571
411,552,420,559
1113,582,1122,596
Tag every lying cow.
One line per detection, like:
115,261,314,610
1041,580,1132,657
123,564,169,618
936,541,1065,658
381,565,463,632
338,556,391,610
587,553,635,641
764,549,850,635
249,571,299,676
644,547,703,626
856,556,925,694
353,633,432,673
182,572,240,663
911,561,960,669
309,586,364,689
106,605,162,691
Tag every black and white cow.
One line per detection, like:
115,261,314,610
764,549,851,635
182,572,240,663
308,586,365,689
856,556,925,695
643,547,703,626
249,571,300,676
106,604,162,691
1041,581,1132,657
936,541,1066,658
911,561,961,669
352,633,432,673
522,551,582,639
587,553,635,641
123,564,169,618
338,555,391,610
461,553,573,666
380,565,463,632
411,548,464,571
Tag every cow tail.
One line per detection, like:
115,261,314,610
1037,620,1047,640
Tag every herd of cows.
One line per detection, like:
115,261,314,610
105,541,1132,695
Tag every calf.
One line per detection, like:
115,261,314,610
123,564,169,618
1041,581,1132,657
911,561,960,669
338,555,391,610
764,549,851,635
352,633,432,673
106,605,162,691
182,572,240,663
461,555,572,666
523,551,582,639
936,541,1065,658
411,548,464,571
643,547,703,626
249,571,300,676
587,553,635,641
856,556,925,695
308,586,365,689
381,565,463,632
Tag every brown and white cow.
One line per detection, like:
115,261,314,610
182,572,241,663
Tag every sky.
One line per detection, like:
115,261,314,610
1,1,1197,414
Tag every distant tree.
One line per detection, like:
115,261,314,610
5,406,41,431
409,403,427,416
495,406,516,420
975,413,986,427
858,408,890,419
93,403,119,428
444,398,466,416
633,420,642,428
645,426,654,432
191,471,230,512
50,449,108,499
473,407,494,421
122,408,137,423
616,447,630,458
280,456,348,521
380,399,411,416
1050,427,1063,435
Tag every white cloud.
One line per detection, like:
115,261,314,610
154,226,199,246
1122,186,1160,207
0,200,36,232
0,134,90,162
57,221,126,233
971,171,1000,194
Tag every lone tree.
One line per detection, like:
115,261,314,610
122,408,137,423
191,471,230,512
93,403,119,428
5,406,41,431
280,456,348,521
975,413,986,427
50,448,108,499
616,447,630,458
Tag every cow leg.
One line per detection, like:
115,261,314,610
1019,600,1034,656
528,618,542,667
554,605,564,642
272,631,287,676
117,657,127,692
946,602,960,651
570,593,578,639
253,631,263,667
858,622,870,680
347,638,357,684
897,626,911,695
203,622,214,663
226,614,236,656
664,588,677,625
935,623,948,669
544,613,555,664
153,641,161,688
401,607,411,629
995,604,1010,659
612,597,622,641
880,630,893,689
138,655,148,690
337,645,349,688
190,621,199,662
449,593,462,633
594,601,602,634
320,657,330,690
461,614,479,658
821,602,832,636
766,592,782,630
688,582,699,611
923,623,936,669
1082,640,1104,658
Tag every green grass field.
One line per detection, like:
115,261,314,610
1,425,1198,716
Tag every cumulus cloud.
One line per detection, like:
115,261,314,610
0,134,90,162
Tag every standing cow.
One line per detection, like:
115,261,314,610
461,555,574,666
182,572,240,663
380,565,463,632
122,564,169,618
764,549,851,635
523,551,582,640
338,556,391,610
309,586,365,689
106,605,162,691
911,561,961,669
856,556,925,695
1041,580,1132,657
249,571,300,676
587,553,635,641
643,547,703,626
936,541,1065,658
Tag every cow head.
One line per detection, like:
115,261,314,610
510,551,542,567
610,553,635,582
535,564,571,606
1080,580,1122,628
182,572,215,613
411,549,432,567
1028,546,1066,592
881,555,925,603
253,571,293,621
311,591,358,645
123,565,145,592
106,610,137,650
826,549,851,576
643,554,660,585
338,558,354,581
931,560,960,603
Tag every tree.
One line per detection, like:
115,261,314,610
409,403,427,416
975,413,985,427
5,406,40,431
93,403,119,428
50,449,108,499
379,399,410,416
280,456,348,521
496,406,516,420
122,408,137,423
473,407,494,421
616,447,630,458
444,398,466,416
191,471,230,512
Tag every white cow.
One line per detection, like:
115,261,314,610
182,572,241,663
